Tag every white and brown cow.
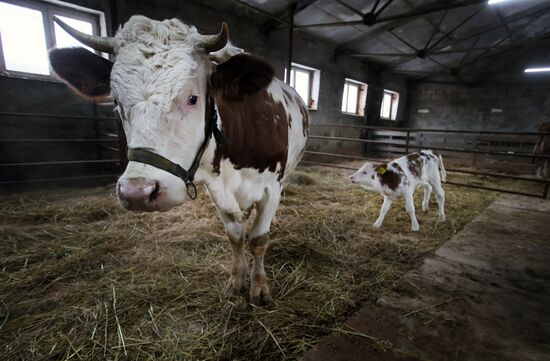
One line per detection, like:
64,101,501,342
48,16,308,305
350,150,446,231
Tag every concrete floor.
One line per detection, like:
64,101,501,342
302,194,550,361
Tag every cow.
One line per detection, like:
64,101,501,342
48,16,309,306
349,150,446,232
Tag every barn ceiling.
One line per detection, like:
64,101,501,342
227,0,550,84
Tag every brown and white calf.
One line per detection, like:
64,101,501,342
48,16,308,305
350,150,446,231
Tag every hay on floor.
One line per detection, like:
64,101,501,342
0,165,502,360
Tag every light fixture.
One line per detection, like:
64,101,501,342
525,67,550,73
488,0,514,4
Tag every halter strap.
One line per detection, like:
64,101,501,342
127,96,227,200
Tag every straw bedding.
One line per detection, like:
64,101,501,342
0,165,502,360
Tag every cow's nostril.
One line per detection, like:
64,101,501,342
148,181,160,202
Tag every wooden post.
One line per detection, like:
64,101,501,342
285,3,296,85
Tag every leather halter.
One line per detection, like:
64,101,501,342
127,96,226,200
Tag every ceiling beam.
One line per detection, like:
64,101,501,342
348,35,550,58
423,9,448,51
259,0,319,34
383,2,550,71
364,0,463,70
294,0,487,29
334,0,467,56
231,0,288,25
458,10,549,73
430,2,550,52
371,0,383,14
334,0,363,17
425,5,484,52
408,10,549,84
455,36,481,70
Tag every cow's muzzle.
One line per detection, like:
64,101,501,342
117,177,161,212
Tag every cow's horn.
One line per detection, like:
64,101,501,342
53,16,115,53
199,22,229,53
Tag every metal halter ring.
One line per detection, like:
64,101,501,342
186,181,197,200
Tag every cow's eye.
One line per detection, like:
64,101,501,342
363,171,367,174
187,95,198,106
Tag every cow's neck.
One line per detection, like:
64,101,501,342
194,130,219,183
192,84,292,187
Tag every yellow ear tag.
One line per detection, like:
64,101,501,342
377,167,386,175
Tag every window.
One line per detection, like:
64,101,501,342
380,89,399,120
341,78,367,116
284,63,320,110
0,0,105,78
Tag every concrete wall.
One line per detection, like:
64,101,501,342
404,82,550,131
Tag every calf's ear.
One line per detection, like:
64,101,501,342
210,53,274,101
49,47,113,100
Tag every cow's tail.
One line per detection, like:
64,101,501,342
438,153,447,182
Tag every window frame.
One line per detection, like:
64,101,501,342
380,89,400,121
284,62,320,110
341,78,367,116
287,65,313,108
0,0,105,80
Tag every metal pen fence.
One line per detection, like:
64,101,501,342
2,111,549,199
0,107,124,186
303,123,550,199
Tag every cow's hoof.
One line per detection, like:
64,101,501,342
225,275,249,296
422,206,429,212
412,225,420,232
439,214,446,222
372,222,382,229
233,211,244,223
250,292,273,307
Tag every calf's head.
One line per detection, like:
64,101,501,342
49,16,273,212
350,162,377,190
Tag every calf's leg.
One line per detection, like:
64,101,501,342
404,191,420,231
432,181,446,222
247,186,281,306
373,196,392,229
422,183,432,212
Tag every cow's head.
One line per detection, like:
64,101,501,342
49,16,274,212
350,162,377,190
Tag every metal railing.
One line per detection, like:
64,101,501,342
0,109,124,186
304,123,550,199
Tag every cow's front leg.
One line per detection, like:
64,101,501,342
220,212,249,296
248,234,271,306
247,186,281,306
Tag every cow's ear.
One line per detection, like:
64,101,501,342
49,47,113,100
210,53,274,101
